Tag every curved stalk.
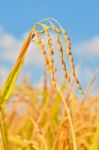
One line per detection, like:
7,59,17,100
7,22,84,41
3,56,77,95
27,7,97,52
56,83,77,150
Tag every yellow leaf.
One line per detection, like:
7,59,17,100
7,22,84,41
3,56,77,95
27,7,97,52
0,31,33,105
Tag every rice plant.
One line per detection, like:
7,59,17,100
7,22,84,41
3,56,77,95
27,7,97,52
0,18,99,150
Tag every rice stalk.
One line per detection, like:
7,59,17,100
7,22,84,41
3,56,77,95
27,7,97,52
0,107,9,150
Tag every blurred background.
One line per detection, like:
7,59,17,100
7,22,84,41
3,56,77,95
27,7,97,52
0,0,99,95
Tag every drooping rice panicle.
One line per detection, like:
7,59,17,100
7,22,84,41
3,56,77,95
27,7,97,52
39,19,70,84
33,31,50,72
56,33,70,82
41,24,56,86
49,18,84,95
32,21,57,87
62,28,84,95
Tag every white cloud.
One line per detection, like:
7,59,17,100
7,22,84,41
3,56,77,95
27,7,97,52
73,36,99,92
0,28,46,67
0,26,3,33
0,65,9,84
76,65,99,94
74,36,99,57
0,29,22,63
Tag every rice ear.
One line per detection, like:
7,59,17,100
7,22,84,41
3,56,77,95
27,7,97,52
41,24,56,86
56,33,70,82
62,29,84,95
48,18,84,95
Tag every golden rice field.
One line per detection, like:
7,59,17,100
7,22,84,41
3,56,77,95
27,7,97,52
0,18,99,150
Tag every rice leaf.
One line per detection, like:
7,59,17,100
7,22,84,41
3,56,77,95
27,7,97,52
0,32,33,106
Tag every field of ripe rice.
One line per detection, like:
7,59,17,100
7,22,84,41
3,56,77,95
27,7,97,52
0,80,99,150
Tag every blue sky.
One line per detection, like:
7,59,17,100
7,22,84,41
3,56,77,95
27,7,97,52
0,0,99,41
0,0,99,94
